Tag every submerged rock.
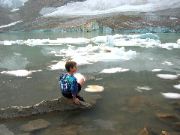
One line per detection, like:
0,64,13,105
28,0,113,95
20,119,50,132
161,131,169,135
0,124,14,135
156,112,179,122
0,95,100,119
138,128,149,135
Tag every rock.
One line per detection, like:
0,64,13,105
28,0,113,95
20,119,50,132
161,131,169,135
0,95,101,119
0,124,14,135
156,112,179,122
138,128,149,135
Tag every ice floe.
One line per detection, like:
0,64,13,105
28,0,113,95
85,85,104,92
157,74,178,80
50,45,136,68
162,61,173,66
100,67,129,73
161,92,180,99
136,86,152,92
152,69,162,72
0,34,179,50
1,69,42,77
173,84,180,90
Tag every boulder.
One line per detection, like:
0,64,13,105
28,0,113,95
138,128,149,135
0,95,101,119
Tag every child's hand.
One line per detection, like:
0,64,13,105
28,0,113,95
73,97,80,105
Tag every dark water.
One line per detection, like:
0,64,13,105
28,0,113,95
0,32,180,135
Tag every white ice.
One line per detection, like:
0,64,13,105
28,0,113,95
152,69,162,72
1,69,42,77
0,20,22,29
173,84,180,90
100,67,129,73
157,74,178,80
161,92,180,99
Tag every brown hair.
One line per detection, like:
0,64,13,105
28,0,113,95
65,61,77,72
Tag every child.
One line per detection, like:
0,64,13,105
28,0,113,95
59,61,85,105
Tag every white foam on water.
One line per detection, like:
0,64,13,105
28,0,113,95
42,0,180,17
136,86,152,92
0,20,22,29
0,69,42,77
84,85,104,92
177,39,180,45
100,67,129,73
161,92,180,99
152,69,162,72
173,84,180,90
162,61,173,66
157,74,178,80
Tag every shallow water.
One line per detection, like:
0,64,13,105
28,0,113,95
0,31,180,135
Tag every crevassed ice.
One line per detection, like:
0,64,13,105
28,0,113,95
0,34,179,50
42,0,180,17
100,67,129,73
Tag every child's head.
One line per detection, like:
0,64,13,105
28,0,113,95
65,61,77,73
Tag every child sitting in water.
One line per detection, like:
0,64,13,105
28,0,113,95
59,61,85,105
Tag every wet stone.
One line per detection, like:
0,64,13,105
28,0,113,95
20,119,50,132
156,112,179,122
0,124,14,135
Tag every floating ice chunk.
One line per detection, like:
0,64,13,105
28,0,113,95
11,8,20,12
152,69,162,72
161,92,180,99
100,67,129,73
174,84,180,90
49,61,65,70
1,69,41,77
177,39,180,45
136,86,152,92
157,74,178,80
162,61,173,66
0,20,22,29
74,73,86,82
85,85,104,92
